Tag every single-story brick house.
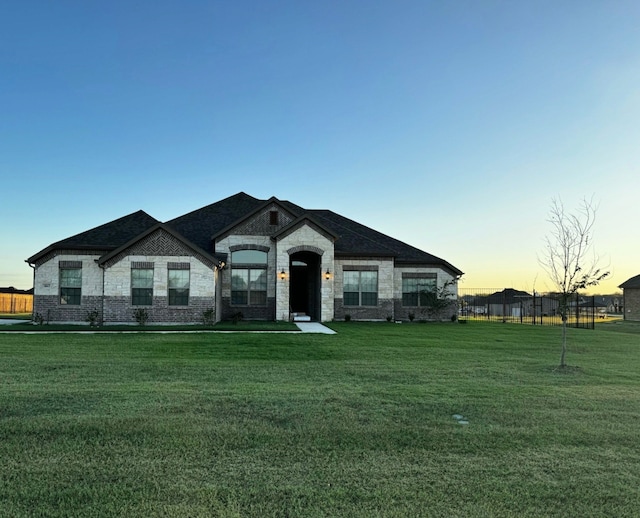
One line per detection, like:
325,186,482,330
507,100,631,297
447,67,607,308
619,274,640,321
27,192,463,324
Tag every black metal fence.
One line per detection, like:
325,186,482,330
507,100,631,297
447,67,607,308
457,288,605,329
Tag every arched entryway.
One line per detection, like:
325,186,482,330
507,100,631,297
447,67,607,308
289,251,321,321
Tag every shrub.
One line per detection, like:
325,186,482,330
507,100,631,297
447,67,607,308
408,312,415,322
231,311,243,325
202,308,215,326
85,310,101,327
345,314,351,322
133,308,149,326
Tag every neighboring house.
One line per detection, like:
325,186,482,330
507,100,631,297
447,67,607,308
27,193,463,324
485,288,531,317
619,275,640,322
515,295,559,318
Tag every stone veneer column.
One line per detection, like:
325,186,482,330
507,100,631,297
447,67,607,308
274,225,334,322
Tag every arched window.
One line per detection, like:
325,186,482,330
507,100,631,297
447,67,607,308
231,250,268,306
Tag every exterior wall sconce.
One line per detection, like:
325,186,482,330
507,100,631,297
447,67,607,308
324,269,332,280
279,269,286,281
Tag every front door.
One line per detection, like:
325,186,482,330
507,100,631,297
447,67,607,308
289,251,321,321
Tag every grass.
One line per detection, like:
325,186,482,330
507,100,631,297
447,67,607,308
0,313,32,320
1,321,639,517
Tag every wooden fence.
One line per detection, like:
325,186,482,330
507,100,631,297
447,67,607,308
0,293,33,314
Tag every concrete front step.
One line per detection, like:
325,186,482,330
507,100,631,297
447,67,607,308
292,313,312,322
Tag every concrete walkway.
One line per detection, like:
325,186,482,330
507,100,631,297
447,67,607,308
295,322,336,334
0,319,336,334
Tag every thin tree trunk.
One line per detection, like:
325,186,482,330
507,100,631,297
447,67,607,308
560,318,567,368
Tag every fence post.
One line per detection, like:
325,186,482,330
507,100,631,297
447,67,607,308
533,292,536,325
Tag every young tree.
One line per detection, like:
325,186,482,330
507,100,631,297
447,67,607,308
419,278,459,321
539,197,609,368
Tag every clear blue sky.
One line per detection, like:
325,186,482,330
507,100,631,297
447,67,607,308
2,0,638,294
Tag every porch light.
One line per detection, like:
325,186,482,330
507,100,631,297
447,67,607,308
279,269,286,281
324,269,332,280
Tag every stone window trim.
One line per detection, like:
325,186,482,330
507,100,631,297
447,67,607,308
402,272,436,279
59,260,83,269
287,245,324,256
167,262,190,270
132,261,154,269
229,244,270,253
343,265,378,272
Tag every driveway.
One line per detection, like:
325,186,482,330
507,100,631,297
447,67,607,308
0,319,30,325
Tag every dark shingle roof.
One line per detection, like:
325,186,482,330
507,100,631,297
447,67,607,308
486,288,531,304
619,274,640,289
28,193,463,275
165,192,264,252
309,209,463,274
27,210,160,263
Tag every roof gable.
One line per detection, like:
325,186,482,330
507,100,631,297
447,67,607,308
27,210,160,264
165,192,265,252
98,224,220,268
212,198,301,241
272,214,338,243
619,274,640,289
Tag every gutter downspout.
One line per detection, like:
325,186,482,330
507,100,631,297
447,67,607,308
96,260,105,325
26,260,35,322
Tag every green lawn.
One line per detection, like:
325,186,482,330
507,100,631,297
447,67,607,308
1,322,639,517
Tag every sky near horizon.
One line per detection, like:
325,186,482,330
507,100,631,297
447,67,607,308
1,1,639,294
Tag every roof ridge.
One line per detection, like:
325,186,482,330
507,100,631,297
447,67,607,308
307,209,400,256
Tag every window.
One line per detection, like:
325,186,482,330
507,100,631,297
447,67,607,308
269,210,279,225
402,275,437,306
231,250,267,306
60,267,82,305
168,268,190,306
132,266,153,306
344,270,378,306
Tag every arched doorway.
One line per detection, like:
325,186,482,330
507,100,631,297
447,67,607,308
289,251,321,321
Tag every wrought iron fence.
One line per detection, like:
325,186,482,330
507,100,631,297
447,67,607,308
457,288,602,329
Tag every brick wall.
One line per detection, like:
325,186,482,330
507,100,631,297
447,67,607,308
33,295,102,324
103,296,215,324
334,298,393,321
624,288,640,321
393,299,458,322
220,297,276,321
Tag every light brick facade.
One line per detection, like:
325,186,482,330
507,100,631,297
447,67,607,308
28,194,463,324
275,223,335,322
